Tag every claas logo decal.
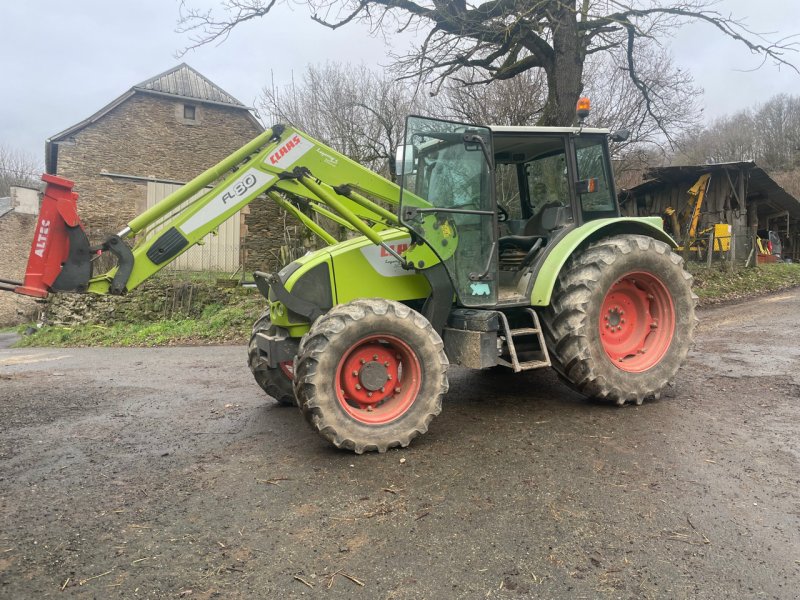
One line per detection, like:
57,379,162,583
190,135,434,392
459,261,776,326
270,135,302,165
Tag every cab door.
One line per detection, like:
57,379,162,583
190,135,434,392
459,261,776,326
398,115,498,307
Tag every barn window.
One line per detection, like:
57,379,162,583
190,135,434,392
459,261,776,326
183,104,196,120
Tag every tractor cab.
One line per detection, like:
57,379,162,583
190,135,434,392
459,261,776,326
397,115,620,309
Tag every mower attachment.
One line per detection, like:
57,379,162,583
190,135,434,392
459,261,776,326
13,174,92,298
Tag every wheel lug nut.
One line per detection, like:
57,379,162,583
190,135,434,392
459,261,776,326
352,370,358,377
384,361,389,367
373,354,378,360
394,387,401,394
620,319,625,324
355,384,362,390
387,374,392,380
367,405,373,412
380,386,385,392
367,392,373,398
360,358,366,364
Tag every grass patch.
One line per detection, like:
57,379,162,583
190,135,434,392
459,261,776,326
687,262,800,305
15,263,800,348
15,295,264,348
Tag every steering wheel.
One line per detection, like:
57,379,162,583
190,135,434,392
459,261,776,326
497,204,509,222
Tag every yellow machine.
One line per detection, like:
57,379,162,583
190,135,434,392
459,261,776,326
664,174,730,254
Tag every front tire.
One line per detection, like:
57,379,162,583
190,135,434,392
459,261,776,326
294,299,449,454
542,234,697,405
248,309,296,406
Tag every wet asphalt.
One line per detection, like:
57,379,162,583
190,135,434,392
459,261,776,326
0,289,798,599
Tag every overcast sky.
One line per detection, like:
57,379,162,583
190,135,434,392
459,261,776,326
0,0,798,169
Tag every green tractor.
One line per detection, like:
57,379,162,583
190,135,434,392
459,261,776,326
5,110,696,454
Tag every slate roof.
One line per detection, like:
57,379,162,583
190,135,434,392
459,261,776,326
46,64,259,173
133,64,246,108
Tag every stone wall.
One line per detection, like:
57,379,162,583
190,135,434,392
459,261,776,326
0,212,41,325
43,278,260,327
241,196,288,272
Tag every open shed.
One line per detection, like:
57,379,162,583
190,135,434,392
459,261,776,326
620,162,800,261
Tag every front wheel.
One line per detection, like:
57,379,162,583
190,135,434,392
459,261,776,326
293,299,449,453
542,234,697,405
248,309,296,406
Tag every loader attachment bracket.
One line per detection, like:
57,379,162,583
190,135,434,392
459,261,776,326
101,235,135,295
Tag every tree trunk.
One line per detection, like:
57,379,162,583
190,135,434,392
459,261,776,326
537,5,585,127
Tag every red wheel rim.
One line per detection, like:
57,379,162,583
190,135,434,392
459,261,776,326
335,334,421,425
599,271,675,373
278,361,294,380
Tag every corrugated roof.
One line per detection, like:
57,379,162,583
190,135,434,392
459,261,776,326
133,63,245,107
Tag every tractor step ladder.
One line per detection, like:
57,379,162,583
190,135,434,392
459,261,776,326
496,308,552,372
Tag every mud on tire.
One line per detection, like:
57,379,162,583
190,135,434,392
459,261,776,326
293,299,449,454
248,309,296,406
542,234,697,405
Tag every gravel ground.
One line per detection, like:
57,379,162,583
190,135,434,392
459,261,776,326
1,289,798,599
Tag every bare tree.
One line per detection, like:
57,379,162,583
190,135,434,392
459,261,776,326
673,93,800,170
260,63,427,179
0,144,40,198
430,69,548,126
178,0,797,135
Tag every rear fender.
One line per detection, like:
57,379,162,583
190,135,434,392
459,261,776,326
530,217,676,306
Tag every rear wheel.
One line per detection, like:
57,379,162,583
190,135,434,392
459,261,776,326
542,234,697,405
248,309,296,406
294,299,448,453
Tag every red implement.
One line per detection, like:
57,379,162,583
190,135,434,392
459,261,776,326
15,175,87,298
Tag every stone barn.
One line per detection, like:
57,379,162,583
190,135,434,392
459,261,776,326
45,63,284,273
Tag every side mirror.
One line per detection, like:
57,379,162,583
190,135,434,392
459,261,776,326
394,145,416,176
610,129,630,142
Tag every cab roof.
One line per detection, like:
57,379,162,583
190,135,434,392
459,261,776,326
489,125,610,135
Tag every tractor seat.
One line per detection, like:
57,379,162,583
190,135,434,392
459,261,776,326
499,235,543,252
498,204,569,251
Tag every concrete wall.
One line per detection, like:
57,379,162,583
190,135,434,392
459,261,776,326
11,186,40,215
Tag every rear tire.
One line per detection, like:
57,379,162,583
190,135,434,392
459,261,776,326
542,234,697,405
294,299,449,454
248,309,296,406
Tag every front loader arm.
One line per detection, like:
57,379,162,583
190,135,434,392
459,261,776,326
11,125,434,298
